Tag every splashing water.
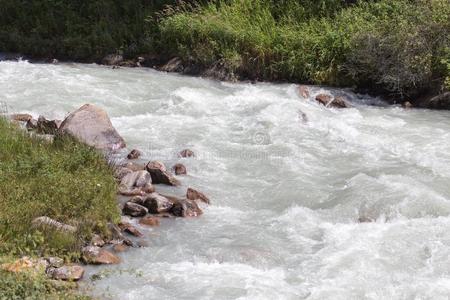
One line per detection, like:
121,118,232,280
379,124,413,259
2,61,450,300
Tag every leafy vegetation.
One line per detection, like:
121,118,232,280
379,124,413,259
0,118,119,259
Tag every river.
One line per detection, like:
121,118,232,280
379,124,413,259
2,60,450,300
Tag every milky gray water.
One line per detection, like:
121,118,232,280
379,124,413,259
2,61,450,300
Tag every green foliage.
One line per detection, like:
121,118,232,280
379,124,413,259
0,268,89,300
160,0,450,96
0,118,120,258
0,0,176,60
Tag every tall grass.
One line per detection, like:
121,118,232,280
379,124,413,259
0,118,120,259
159,0,450,98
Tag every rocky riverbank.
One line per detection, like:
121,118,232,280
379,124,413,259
3,103,210,288
2,53,449,110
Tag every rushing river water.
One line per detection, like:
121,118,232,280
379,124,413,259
2,61,450,299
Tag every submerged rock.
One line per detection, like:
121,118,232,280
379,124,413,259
186,187,210,204
298,85,310,98
127,149,142,160
59,104,126,150
82,246,121,265
179,149,195,158
315,94,350,108
46,265,84,281
119,222,143,237
173,163,187,175
139,216,160,226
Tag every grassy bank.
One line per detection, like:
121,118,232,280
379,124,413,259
160,0,450,99
0,0,449,100
0,117,120,298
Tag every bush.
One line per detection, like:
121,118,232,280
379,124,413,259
0,118,120,259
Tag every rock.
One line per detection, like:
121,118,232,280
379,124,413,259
173,163,187,175
118,187,146,197
123,162,146,171
26,118,38,130
102,54,123,66
402,101,413,109
59,104,126,150
118,222,143,237
10,113,33,122
129,195,146,206
122,202,148,217
139,216,160,227
119,60,137,68
31,216,76,233
1,257,48,273
90,234,105,247
426,92,450,109
315,94,350,108
46,265,84,281
186,187,210,204
82,246,121,265
171,199,203,217
143,193,174,214
45,257,64,268
121,170,152,189
146,161,180,186
113,243,128,253
358,216,374,223
127,149,142,160
179,149,195,158
37,116,59,134
160,57,184,73
298,85,310,98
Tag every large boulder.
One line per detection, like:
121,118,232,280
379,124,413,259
426,92,450,109
59,104,125,150
143,193,174,214
119,170,154,196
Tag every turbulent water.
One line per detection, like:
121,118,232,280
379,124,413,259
2,61,450,300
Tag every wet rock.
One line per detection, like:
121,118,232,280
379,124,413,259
179,149,195,158
160,57,184,73
186,187,210,204
171,199,203,217
121,170,152,189
143,193,174,214
139,216,160,227
59,104,126,150
102,54,123,66
119,222,143,237
82,246,121,265
113,243,128,253
10,113,33,122
146,161,180,186
315,94,350,108
90,234,105,247
402,101,413,109
127,149,142,160
129,195,146,206
173,163,187,175
119,60,138,68
122,202,148,217
298,85,310,98
37,116,59,134
46,265,84,281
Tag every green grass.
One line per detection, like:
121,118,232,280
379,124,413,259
159,0,450,99
0,118,120,259
0,267,89,300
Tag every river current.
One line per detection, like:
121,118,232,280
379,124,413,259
2,61,450,300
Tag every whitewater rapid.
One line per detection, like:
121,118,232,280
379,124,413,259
2,61,450,300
